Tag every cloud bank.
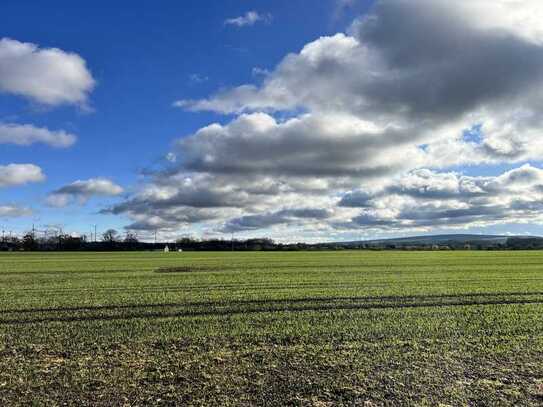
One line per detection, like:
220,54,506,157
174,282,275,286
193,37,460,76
338,165,543,230
113,0,543,239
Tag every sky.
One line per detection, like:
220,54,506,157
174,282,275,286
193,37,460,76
3,0,543,242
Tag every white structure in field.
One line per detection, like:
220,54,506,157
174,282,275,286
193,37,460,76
164,245,170,252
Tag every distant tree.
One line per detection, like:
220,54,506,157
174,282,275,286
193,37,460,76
176,237,197,250
176,237,195,245
123,232,139,250
102,229,119,243
124,232,139,243
62,235,83,251
22,233,37,251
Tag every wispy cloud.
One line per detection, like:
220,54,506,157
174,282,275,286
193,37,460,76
251,67,270,77
224,11,272,27
189,73,209,84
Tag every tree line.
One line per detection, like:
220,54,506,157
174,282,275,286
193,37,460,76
1,229,543,251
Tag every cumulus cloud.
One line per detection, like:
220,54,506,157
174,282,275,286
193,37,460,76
177,1,543,167
116,1,543,238
222,208,332,233
338,165,543,231
104,152,355,233
0,204,32,218
47,178,123,207
0,164,45,187
0,123,76,147
224,11,271,27
177,112,420,178
0,38,95,106
189,2,543,118
103,171,333,232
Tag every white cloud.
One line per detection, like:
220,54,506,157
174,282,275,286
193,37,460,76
0,204,32,218
119,1,543,238
224,11,271,27
222,208,332,233
189,73,209,84
103,169,339,234
0,122,76,148
173,0,543,170
252,67,270,77
177,112,420,178
450,0,543,45
0,164,45,188
47,178,124,207
338,165,543,231
0,38,95,106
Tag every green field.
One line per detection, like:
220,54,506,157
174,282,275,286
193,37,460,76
1,251,543,406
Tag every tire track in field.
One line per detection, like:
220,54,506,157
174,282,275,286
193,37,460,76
1,296,543,325
2,291,543,315
3,260,543,276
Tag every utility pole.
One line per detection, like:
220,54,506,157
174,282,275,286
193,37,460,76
94,225,97,243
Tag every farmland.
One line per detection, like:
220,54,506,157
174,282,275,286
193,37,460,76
1,251,543,406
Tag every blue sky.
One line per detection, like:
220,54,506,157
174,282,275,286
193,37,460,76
1,0,366,234
3,0,543,241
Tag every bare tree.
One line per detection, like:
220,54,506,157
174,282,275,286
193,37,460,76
102,229,119,243
124,232,139,243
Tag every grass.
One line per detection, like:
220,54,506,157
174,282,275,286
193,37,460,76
1,250,543,405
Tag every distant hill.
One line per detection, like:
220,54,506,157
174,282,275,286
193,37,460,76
327,234,543,249
363,234,510,245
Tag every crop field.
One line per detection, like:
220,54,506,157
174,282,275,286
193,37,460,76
1,251,543,406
